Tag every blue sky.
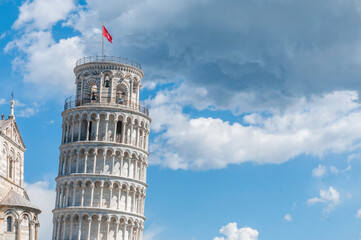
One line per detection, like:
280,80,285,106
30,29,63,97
3,0,361,239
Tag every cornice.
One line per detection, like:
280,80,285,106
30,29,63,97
55,174,148,188
59,141,149,157
74,62,143,79
62,104,151,122
52,207,146,221
0,131,26,152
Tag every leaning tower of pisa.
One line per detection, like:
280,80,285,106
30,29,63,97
52,56,150,240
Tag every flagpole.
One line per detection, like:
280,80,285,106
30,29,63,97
102,22,104,61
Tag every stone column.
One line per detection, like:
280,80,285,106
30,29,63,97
121,122,126,143
115,222,119,240
71,120,75,142
96,217,101,240
64,123,69,144
130,80,133,106
65,185,69,207
111,154,115,174
127,158,130,177
56,219,61,240
105,119,109,141
69,219,73,240
109,186,113,208
99,76,103,101
64,155,69,175
117,188,121,209
129,124,133,145
52,219,57,240
90,184,94,207
136,126,140,147
113,120,117,143
105,220,110,239
35,223,39,240
83,153,88,173
62,218,66,240
99,184,104,207
55,186,59,207
133,159,137,179
68,154,73,174
72,184,77,206
95,118,100,141
142,131,146,149
136,85,140,106
61,123,65,144
129,225,133,240
143,163,146,181
93,152,97,173
132,191,135,212
86,119,90,141
59,186,63,207
125,191,128,211
80,183,85,207
77,218,82,240
58,155,62,176
102,153,107,173
78,119,81,141
75,154,80,173
29,221,34,240
120,155,124,177
86,218,92,239
140,163,143,181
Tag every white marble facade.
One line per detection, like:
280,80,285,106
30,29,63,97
0,101,41,240
53,58,151,240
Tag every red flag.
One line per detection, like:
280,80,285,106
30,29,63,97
103,25,112,43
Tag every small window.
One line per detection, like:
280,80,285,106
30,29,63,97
90,85,97,101
7,216,12,232
116,122,122,134
104,75,110,88
9,160,13,180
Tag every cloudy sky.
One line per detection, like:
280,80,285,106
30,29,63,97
2,0,361,239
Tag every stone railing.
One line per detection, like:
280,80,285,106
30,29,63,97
76,56,142,69
64,96,149,116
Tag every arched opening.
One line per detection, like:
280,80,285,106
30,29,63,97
80,118,87,141
88,121,93,141
104,75,110,88
7,216,12,232
9,159,13,180
116,84,127,104
90,85,97,102
116,121,122,143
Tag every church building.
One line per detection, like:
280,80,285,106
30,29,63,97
0,98,40,240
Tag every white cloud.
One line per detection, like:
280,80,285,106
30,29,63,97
150,89,361,170
284,214,292,222
213,222,258,240
5,31,85,99
307,186,340,212
25,180,56,240
356,209,361,218
329,166,339,174
312,165,339,178
13,0,76,30
312,165,327,177
60,0,361,115
0,99,6,105
17,107,39,118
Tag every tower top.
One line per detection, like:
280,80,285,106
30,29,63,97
9,92,15,120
